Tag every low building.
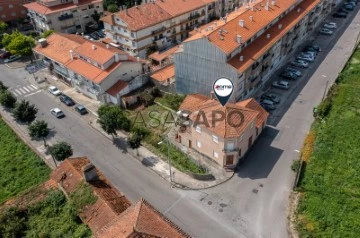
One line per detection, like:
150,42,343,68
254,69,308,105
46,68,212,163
24,0,104,33
150,64,175,91
0,0,33,23
51,157,190,238
101,0,223,58
33,33,148,104
175,0,333,101
176,94,268,169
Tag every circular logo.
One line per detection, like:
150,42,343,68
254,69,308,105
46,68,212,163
213,78,234,97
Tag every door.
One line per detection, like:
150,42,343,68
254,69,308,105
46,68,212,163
226,155,234,165
248,136,253,149
179,135,182,143
189,140,192,149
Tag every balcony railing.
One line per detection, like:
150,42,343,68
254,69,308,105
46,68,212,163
151,27,166,35
58,14,74,21
223,147,239,153
188,12,201,21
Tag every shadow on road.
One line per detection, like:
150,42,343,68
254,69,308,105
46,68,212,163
236,127,283,179
113,137,128,154
141,156,159,167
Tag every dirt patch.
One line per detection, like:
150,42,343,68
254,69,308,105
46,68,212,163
287,192,301,238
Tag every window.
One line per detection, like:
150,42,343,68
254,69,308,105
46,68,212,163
88,4,94,9
213,151,218,158
131,32,135,38
8,4,13,9
196,126,201,133
226,155,234,165
226,142,235,151
238,149,242,157
132,42,135,47
197,140,202,148
212,135,218,143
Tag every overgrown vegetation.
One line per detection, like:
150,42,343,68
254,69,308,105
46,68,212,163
0,190,92,237
0,118,50,203
296,46,360,237
155,93,185,111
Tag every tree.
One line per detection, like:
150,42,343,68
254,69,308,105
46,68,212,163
107,4,119,12
41,30,54,38
0,90,17,108
49,142,73,165
97,105,131,140
12,100,38,123
28,120,50,146
2,31,35,61
91,10,101,24
0,21,7,34
128,133,142,155
0,81,8,91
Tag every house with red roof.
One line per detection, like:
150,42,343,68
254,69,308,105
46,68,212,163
176,94,268,168
24,0,104,34
34,33,148,105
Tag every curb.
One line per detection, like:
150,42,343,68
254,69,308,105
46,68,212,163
88,120,234,190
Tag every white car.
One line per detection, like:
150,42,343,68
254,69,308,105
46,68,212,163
324,22,337,29
48,86,61,96
50,108,65,118
4,55,21,63
297,54,314,63
319,28,333,35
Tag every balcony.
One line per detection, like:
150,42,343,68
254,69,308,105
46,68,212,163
58,14,74,21
188,12,200,21
223,147,238,153
151,27,166,35
262,52,271,60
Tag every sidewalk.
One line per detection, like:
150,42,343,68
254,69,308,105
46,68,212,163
24,68,234,189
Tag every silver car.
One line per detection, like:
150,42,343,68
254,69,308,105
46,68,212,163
50,108,65,118
272,80,290,90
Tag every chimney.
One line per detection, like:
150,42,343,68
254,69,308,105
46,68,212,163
106,44,110,49
271,0,276,6
137,56,140,61
69,50,73,60
239,19,245,27
92,44,96,50
265,0,269,10
114,53,120,62
278,24,282,29
267,33,271,39
210,91,215,100
240,55,244,61
297,8,301,13
82,163,99,182
250,16,253,22
236,35,242,44
38,38,47,48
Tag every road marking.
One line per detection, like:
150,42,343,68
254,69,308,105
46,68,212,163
14,89,21,95
294,149,300,153
19,88,26,94
162,194,186,215
24,90,41,98
26,86,35,91
30,84,38,90
23,87,30,93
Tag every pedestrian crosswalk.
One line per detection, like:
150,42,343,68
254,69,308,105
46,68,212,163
11,84,40,97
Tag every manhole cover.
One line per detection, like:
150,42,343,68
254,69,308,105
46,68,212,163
252,189,259,194
208,201,212,205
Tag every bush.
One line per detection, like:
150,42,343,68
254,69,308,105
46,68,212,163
0,90,16,108
291,159,301,172
131,126,150,138
69,183,97,212
0,80,8,91
107,4,119,12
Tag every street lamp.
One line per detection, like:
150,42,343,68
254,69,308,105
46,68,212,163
158,139,173,184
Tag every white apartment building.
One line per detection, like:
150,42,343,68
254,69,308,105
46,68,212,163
101,0,225,58
24,0,104,33
175,0,333,102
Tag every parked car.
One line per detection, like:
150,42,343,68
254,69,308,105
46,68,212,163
291,59,309,68
75,104,88,115
59,94,75,106
261,93,280,104
0,50,11,59
4,55,21,63
280,71,298,80
319,28,333,35
297,54,314,63
261,102,276,111
272,80,290,90
346,1,356,7
303,51,316,58
343,4,354,10
306,44,321,52
323,22,337,29
90,33,99,40
286,67,302,77
50,108,65,118
333,12,347,18
97,30,105,38
48,86,61,96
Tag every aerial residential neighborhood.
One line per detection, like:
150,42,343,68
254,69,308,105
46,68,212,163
0,0,359,237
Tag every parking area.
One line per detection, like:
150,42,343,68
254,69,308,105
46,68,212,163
255,1,360,125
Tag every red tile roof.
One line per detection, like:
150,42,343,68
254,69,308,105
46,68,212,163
151,64,175,82
75,42,115,65
228,0,321,72
155,0,214,18
236,98,268,128
106,80,128,96
95,198,191,238
149,45,180,62
24,0,102,15
180,94,267,138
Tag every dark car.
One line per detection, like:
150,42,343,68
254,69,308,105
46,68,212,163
333,12,347,18
261,93,280,104
260,102,276,111
0,51,11,59
280,71,298,80
343,4,354,10
75,104,88,115
97,30,105,38
90,33,99,40
59,94,75,106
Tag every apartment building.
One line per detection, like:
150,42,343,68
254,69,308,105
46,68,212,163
101,0,225,58
33,33,147,104
176,94,268,168
175,0,332,102
23,0,104,33
0,0,33,23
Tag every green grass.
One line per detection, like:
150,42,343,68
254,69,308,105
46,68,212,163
0,118,51,204
296,47,360,237
155,94,185,111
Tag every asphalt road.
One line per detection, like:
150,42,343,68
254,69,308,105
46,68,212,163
1,7,360,238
